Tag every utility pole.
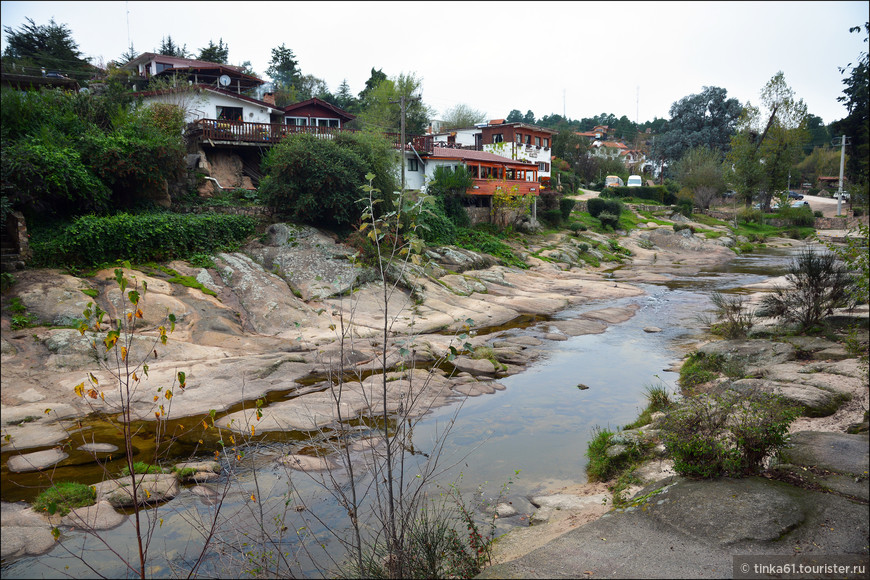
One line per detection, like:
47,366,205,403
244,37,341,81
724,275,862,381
834,134,849,217
390,95,420,192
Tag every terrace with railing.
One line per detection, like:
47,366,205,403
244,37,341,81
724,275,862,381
187,119,434,153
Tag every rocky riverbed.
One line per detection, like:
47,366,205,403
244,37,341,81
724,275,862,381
2,213,867,573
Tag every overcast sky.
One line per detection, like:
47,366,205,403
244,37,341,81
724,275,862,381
2,1,867,127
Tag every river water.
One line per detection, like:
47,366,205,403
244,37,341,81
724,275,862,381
1,245,803,578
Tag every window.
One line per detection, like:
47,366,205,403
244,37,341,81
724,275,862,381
408,158,419,172
525,135,532,145
535,136,541,147
155,62,174,74
544,138,550,148
316,118,340,128
286,117,308,126
492,133,504,144
537,162,550,172
516,134,523,144
217,106,243,121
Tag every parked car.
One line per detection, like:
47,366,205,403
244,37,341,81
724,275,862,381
722,190,737,198
627,175,642,187
605,175,624,188
834,191,851,201
788,191,804,200
791,200,810,208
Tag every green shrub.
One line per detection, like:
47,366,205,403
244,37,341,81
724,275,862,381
260,133,368,226
675,199,693,218
738,207,764,224
585,426,645,482
808,187,820,196
853,208,864,217
568,221,587,233
778,205,815,227
30,212,256,267
709,292,754,339
600,185,674,204
559,198,576,221
814,210,824,218
32,481,96,516
418,196,457,245
587,197,623,219
673,223,695,233
679,351,726,388
541,208,563,226
598,211,619,229
760,247,855,331
660,392,797,478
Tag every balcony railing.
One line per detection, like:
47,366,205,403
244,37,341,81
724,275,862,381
188,119,434,153
467,179,541,196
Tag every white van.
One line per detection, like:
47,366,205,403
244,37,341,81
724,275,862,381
627,175,642,187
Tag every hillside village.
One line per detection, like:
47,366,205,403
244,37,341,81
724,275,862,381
1,18,869,580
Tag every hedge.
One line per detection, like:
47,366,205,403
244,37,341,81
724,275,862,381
600,185,676,205
30,212,257,267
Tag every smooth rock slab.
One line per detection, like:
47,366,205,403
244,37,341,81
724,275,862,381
93,474,179,508
279,454,338,472
1,503,56,560
779,431,869,477
451,356,496,375
61,500,125,530
6,448,68,472
78,443,118,454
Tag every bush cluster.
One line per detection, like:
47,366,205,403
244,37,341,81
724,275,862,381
1,87,185,218
586,197,623,219
30,212,256,267
660,392,798,478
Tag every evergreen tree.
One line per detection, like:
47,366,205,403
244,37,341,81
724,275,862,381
197,38,229,64
157,35,189,58
831,22,869,185
2,17,91,78
266,43,301,90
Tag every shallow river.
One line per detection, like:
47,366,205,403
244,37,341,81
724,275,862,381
1,246,803,578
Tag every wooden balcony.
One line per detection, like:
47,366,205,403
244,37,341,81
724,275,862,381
467,179,541,197
187,119,434,153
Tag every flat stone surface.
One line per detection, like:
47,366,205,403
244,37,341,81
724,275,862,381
61,500,125,530
6,448,68,472
0,502,56,559
78,443,118,453
93,474,179,508
480,476,869,579
279,454,337,472
779,431,869,476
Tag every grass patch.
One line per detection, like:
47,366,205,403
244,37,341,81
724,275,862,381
33,482,96,516
120,462,165,476
138,263,218,297
454,228,527,269
79,288,99,299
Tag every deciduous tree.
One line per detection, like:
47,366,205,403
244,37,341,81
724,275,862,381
831,22,869,185
727,72,808,209
441,103,487,130
673,146,726,209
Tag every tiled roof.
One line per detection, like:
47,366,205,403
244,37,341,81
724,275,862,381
431,147,537,167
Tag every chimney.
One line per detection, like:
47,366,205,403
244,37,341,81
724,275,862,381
263,92,276,106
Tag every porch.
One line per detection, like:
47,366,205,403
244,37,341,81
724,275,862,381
187,119,434,153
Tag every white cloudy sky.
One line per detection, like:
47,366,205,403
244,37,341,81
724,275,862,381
2,1,867,126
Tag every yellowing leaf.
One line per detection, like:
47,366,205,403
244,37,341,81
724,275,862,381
229,435,235,445
89,373,99,386
74,382,85,398
251,425,256,437
144,488,151,499
44,408,51,415
250,494,256,502
121,347,128,361
165,390,173,400
136,308,143,319
153,396,159,402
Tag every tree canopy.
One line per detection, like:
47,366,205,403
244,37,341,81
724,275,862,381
441,103,487,130
653,86,741,163
831,22,869,185
356,72,433,135
673,146,726,209
157,35,189,58
197,38,229,64
266,44,301,90
727,72,808,208
2,17,91,79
